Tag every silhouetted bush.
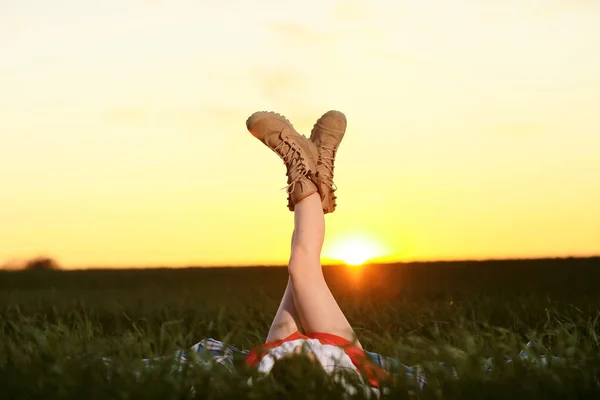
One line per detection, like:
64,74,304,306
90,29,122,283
24,257,61,271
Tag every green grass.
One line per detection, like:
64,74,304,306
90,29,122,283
1,257,600,399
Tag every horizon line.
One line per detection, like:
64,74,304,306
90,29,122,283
4,254,598,271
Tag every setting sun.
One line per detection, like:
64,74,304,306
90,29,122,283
324,235,388,266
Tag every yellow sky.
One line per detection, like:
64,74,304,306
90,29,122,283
1,0,599,268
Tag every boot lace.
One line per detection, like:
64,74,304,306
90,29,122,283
318,145,337,191
273,133,311,194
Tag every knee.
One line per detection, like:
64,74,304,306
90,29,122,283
287,245,320,279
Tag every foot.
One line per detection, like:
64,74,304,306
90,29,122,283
246,111,320,211
309,110,347,214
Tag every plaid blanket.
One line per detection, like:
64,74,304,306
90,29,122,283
103,339,559,390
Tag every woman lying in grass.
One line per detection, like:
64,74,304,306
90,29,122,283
243,110,390,394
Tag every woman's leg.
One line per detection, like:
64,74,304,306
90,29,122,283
287,192,361,346
265,230,302,342
245,110,354,344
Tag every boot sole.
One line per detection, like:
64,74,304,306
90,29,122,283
309,110,347,142
246,111,295,139
247,110,318,164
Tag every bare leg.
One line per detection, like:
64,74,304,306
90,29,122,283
265,230,302,342
287,192,360,346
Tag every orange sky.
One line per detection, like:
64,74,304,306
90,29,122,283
1,0,599,268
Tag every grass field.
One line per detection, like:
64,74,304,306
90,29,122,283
2,257,600,399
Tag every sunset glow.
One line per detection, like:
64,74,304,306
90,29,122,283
1,0,599,268
324,235,389,266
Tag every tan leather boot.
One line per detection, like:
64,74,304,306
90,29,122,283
246,111,319,211
309,110,347,214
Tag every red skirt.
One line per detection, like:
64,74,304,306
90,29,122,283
246,331,390,388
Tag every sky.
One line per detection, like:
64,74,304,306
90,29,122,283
1,0,599,268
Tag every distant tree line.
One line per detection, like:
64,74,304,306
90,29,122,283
1,257,61,271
